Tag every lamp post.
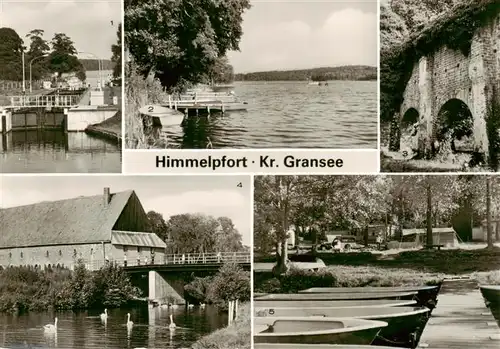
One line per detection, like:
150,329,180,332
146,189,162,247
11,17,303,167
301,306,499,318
78,51,102,90
29,54,47,93
21,50,26,93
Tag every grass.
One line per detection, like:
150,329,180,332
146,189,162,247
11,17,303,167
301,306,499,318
191,302,250,349
125,62,171,149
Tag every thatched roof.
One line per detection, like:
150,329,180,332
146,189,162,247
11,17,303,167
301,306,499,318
0,190,133,248
112,231,166,249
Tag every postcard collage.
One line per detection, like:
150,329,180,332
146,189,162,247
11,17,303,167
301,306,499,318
0,0,499,348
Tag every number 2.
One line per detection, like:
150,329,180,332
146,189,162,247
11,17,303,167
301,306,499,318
148,106,154,113
237,182,242,188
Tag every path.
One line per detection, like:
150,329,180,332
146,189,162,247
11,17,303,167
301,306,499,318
418,278,500,348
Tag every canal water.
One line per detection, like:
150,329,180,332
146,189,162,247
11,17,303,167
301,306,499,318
160,80,377,149
0,305,227,349
0,129,121,173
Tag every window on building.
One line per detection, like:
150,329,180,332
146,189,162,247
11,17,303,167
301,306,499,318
90,248,93,255
20,252,23,258
9,252,12,259
59,250,62,256
46,251,49,257
123,245,128,252
137,246,141,253
73,249,77,257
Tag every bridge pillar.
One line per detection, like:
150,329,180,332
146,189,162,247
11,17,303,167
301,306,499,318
468,46,490,156
417,56,434,157
148,270,185,305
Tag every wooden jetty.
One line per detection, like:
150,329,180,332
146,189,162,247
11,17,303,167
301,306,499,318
417,278,500,348
167,91,248,115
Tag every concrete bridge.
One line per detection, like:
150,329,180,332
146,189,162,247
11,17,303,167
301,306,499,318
391,2,500,160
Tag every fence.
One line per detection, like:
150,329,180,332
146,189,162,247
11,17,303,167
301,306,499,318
0,80,42,91
10,94,81,107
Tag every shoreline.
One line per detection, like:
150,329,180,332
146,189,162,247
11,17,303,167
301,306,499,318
84,111,122,144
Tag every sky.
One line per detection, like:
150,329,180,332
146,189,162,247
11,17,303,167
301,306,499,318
0,0,120,59
0,175,252,246
228,0,378,73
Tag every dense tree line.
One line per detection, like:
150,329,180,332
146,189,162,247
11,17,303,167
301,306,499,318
146,211,245,254
0,26,119,83
234,66,377,82
124,0,250,91
255,175,500,273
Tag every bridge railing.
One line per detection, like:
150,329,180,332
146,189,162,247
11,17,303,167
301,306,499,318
0,252,251,272
9,94,81,107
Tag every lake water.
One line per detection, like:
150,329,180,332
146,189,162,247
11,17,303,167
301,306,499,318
0,130,121,173
161,80,377,149
0,305,228,349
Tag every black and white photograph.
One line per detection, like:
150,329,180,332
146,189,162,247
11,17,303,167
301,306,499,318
380,0,500,172
0,0,122,173
124,0,377,149
253,175,500,348
0,175,251,349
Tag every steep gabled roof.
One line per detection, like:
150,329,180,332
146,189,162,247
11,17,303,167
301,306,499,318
0,190,134,248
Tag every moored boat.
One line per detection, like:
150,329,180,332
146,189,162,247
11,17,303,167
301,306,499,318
255,344,405,349
255,306,431,348
254,317,387,344
254,299,418,309
255,291,417,302
479,285,500,327
480,285,500,306
298,285,440,310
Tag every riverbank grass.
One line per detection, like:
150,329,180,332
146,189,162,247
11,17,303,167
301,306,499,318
191,302,250,349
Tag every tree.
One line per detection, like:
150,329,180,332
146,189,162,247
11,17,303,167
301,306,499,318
111,23,122,84
215,217,244,252
47,33,86,81
124,0,251,90
486,176,493,248
0,27,24,81
206,56,234,84
146,210,169,242
25,29,50,81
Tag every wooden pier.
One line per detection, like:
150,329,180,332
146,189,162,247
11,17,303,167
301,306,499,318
417,278,500,348
167,91,247,115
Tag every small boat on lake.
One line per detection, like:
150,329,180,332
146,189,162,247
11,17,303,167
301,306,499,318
255,306,431,348
254,299,417,309
254,317,387,344
255,344,405,349
255,291,417,302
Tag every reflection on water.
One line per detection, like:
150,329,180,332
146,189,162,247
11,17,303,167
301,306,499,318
160,80,377,149
0,129,121,173
0,305,227,349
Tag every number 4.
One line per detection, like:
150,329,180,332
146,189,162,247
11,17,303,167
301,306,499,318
237,182,242,188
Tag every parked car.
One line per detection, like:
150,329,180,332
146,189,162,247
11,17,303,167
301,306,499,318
332,235,364,252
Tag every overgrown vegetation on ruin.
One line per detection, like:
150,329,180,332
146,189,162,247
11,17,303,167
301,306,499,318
381,0,500,148
0,262,140,313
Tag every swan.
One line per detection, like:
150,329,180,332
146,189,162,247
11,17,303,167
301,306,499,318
44,317,58,333
200,303,206,308
169,314,176,329
126,313,133,329
100,308,108,321
169,303,179,309
187,303,194,308
160,303,169,309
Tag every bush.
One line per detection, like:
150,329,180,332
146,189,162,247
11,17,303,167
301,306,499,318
207,263,250,310
184,276,213,303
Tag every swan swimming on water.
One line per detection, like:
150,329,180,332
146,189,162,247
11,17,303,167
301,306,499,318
126,313,134,329
169,314,176,329
100,308,108,321
44,317,58,333
187,303,194,308
200,303,206,308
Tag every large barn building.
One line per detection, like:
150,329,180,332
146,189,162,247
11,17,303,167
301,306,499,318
0,187,166,270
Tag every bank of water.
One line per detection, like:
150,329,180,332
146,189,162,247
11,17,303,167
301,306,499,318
0,129,121,173
0,305,227,349
159,80,377,149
